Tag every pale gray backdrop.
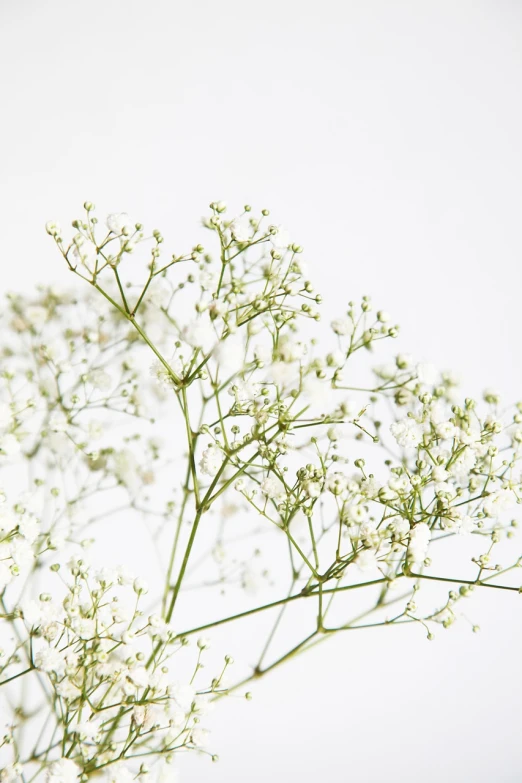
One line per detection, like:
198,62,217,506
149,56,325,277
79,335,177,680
1,1,522,781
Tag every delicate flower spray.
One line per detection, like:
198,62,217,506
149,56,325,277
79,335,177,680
1,200,521,780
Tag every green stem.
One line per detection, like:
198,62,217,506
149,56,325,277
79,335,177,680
177,577,389,637
0,666,34,687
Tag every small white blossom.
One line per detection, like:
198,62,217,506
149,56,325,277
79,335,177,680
483,489,514,518
87,368,112,391
171,682,196,712
408,523,431,565
1,764,23,783
331,317,353,336
46,759,81,783
390,418,423,448
74,719,101,742
260,474,286,501
303,479,322,499
356,549,379,572
432,465,449,482
45,220,61,237
229,379,260,403
71,239,97,268
326,472,349,495
107,213,132,234
229,219,251,242
269,225,290,249
35,646,66,676
150,360,177,388
104,764,134,783
435,420,458,440
277,336,305,363
199,445,224,477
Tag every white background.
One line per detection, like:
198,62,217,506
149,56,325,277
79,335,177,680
2,1,522,781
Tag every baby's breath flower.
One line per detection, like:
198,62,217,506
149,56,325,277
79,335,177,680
199,445,224,477
34,647,66,675
331,317,353,336
45,221,61,237
107,212,132,234
46,759,81,783
356,549,379,572
260,474,286,500
408,523,431,565
150,360,176,388
390,417,423,448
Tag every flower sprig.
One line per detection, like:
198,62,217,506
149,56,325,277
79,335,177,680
1,199,520,782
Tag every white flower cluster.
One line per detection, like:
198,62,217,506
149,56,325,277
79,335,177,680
1,558,222,781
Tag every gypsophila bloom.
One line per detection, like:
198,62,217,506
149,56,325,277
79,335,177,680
34,647,66,675
260,475,286,501
199,444,224,476
229,218,251,242
46,759,81,783
356,549,380,572
390,417,424,448
1,766,23,783
107,212,132,234
331,316,353,336
408,523,431,565
150,360,177,388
